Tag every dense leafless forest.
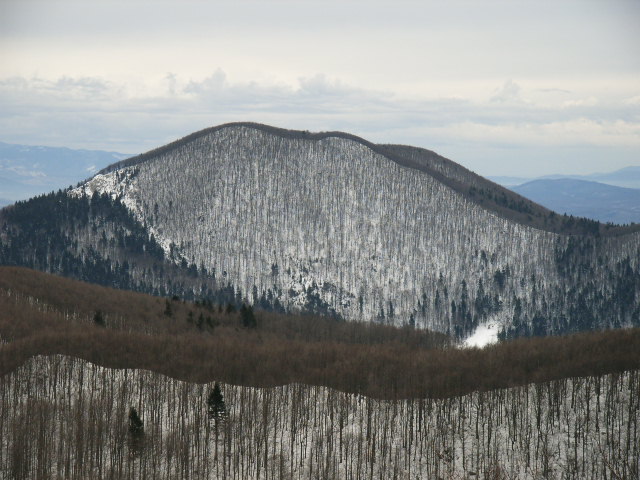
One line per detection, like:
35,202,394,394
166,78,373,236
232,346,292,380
2,123,639,339
0,267,640,479
1,123,639,478
1,267,639,478
2,267,639,399
2,356,638,479
72,124,640,335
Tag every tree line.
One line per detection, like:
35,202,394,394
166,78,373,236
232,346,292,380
1,266,639,400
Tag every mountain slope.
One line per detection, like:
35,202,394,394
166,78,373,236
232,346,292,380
2,266,639,478
511,178,640,225
2,123,639,338
4,356,637,479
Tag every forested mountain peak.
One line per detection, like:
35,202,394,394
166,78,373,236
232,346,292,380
98,122,639,237
1,123,639,341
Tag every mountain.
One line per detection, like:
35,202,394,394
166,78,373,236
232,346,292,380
589,165,640,189
512,179,640,225
0,141,133,203
1,122,639,340
489,166,640,189
485,175,530,187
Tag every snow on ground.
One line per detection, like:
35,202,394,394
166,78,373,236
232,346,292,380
463,320,501,348
1,355,638,479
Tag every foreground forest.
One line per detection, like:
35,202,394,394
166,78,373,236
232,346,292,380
1,268,639,477
1,268,639,478
1,267,640,399
2,356,638,479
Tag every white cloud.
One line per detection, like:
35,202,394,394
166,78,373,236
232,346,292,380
562,97,598,108
625,95,640,106
0,72,638,176
431,118,640,148
490,79,525,104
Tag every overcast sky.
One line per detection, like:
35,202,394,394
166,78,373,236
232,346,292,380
1,0,638,177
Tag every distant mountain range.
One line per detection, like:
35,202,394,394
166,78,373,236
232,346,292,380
488,166,640,224
1,122,638,341
510,179,640,225
0,141,132,206
489,166,640,189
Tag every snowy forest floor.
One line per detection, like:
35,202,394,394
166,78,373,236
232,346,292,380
1,355,638,480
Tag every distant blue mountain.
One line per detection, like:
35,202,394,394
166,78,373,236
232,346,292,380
489,166,640,189
0,142,133,205
511,179,640,225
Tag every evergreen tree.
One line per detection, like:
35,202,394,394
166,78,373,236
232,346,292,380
128,406,144,456
240,303,257,328
207,383,226,420
93,309,105,327
129,407,144,435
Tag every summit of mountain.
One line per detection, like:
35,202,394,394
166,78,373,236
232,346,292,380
1,122,639,340
96,122,635,237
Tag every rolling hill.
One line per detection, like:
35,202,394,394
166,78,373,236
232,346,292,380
1,266,639,479
1,123,639,340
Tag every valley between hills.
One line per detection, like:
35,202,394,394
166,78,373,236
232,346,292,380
1,123,639,478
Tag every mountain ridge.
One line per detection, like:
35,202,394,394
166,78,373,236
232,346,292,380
2,123,639,339
98,122,636,236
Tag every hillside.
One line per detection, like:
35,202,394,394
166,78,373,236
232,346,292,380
1,123,639,340
1,267,639,479
3,356,637,479
2,266,639,398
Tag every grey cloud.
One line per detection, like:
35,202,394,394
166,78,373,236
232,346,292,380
0,73,638,177
297,74,365,98
184,69,228,96
53,77,112,97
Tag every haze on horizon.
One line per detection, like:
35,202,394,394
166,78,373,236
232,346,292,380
0,0,638,178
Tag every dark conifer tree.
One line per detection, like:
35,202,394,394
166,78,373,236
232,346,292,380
93,309,105,327
207,383,226,420
128,407,144,456
129,407,144,435
240,303,257,328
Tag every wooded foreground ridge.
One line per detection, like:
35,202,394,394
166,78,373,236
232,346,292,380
1,267,639,400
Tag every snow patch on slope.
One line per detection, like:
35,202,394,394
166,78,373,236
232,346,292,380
69,169,174,256
463,320,501,348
